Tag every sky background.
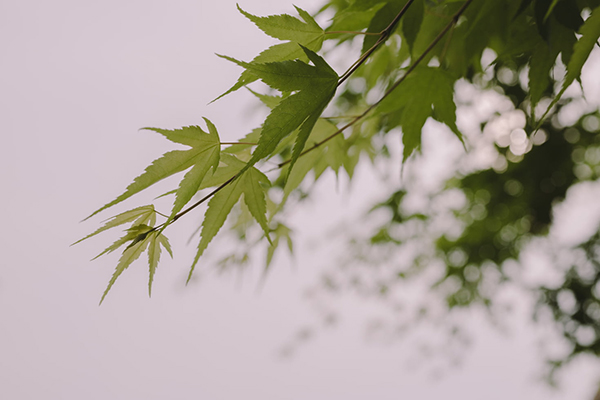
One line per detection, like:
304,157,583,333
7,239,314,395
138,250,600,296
2,0,600,399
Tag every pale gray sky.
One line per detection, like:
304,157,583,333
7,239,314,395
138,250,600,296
1,1,599,399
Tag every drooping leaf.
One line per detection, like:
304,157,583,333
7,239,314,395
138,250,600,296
378,66,461,161
265,223,294,270
283,145,323,201
87,123,220,220
99,224,153,304
95,221,172,302
242,168,271,243
147,235,160,297
402,0,424,57
147,231,172,297
93,215,156,260
187,167,272,281
73,205,155,245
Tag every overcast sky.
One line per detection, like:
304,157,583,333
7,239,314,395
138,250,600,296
2,1,600,399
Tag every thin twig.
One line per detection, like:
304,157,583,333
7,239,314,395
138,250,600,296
325,30,381,36
337,0,417,86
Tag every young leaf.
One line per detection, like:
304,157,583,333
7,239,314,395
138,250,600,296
99,224,153,304
187,167,271,281
73,205,155,245
242,168,271,243
86,123,220,220
147,231,172,297
377,66,461,161
265,223,294,270
92,212,157,260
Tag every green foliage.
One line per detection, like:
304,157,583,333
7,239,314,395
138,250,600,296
377,66,462,160
86,122,220,221
78,0,600,375
188,163,271,282
215,5,325,101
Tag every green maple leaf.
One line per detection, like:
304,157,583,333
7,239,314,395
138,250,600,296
260,222,294,285
99,227,172,304
538,5,600,125
238,5,322,43
528,19,575,120
402,0,424,57
215,6,324,101
73,205,156,245
75,203,173,303
91,207,157,259
377,66,462,161
281,118,346,202
86,119,220,221
147,232,172,298
187,167,271,281
221,46,338,175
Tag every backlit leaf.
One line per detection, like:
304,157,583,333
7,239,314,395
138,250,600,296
187,167,271,281
87,123,220,220
215,6,324,101
225,46,338,175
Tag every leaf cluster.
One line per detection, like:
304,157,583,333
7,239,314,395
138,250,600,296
76,0,600,365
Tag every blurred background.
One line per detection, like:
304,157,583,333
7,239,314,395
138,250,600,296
2,0,600,399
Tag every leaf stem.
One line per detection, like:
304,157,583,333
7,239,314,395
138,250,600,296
325,30,381,36
153,210,170,219
220,142,257,145
337,0,416,86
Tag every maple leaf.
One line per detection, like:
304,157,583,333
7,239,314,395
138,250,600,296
214,5,325,101
281,118,346,202
221,46,338,175
538,5,600,124
86,119,220,221
187,166,271,281
528,19,575,120
74,204,172,303
72,205,156,246
377,66,462,161
98,227,172,304
90,206,157,259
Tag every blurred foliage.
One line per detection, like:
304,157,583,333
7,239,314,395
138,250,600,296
301,0,600,378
